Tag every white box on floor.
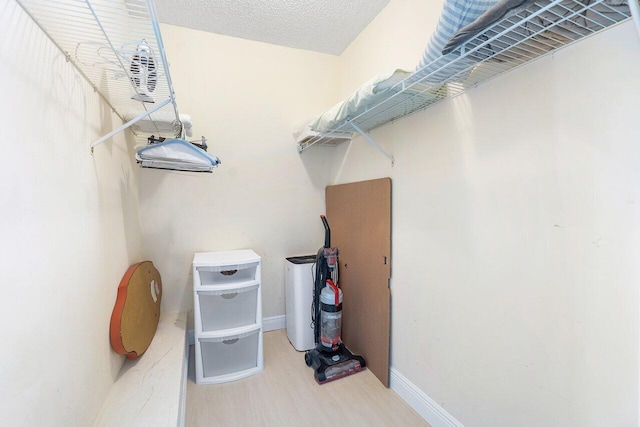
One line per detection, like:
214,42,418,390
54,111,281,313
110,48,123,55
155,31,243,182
284,255,316,351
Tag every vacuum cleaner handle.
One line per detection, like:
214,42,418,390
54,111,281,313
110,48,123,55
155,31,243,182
320,215,331,248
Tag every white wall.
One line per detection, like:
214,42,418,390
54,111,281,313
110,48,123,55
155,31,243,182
0,3,143,426
332,1,640,425
338,0,436,98
6,0,637,424
137,25,341,315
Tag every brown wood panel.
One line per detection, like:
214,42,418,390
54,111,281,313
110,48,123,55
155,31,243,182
326,178,391,387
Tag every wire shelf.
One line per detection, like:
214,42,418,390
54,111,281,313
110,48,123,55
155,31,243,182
299,0,633,152
16,0,181,147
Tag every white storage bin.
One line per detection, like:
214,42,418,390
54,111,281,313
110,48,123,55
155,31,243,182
199,328,260,379
196,284,259,332
196,262,259,286
285,255,317,351
193,249,263,384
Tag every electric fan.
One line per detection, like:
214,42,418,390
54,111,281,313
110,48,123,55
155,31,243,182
130,39,157,103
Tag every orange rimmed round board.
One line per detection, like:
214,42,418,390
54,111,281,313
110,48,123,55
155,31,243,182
110,261,162,359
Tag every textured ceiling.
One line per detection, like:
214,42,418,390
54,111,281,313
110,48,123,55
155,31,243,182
154,0,390,55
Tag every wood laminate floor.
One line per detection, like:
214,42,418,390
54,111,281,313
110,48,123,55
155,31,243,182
186,329,430,427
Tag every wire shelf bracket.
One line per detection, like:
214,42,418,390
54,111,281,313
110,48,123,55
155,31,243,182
90,98,171,151
349,121,395,166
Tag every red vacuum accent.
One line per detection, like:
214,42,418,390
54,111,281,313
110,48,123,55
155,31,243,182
326,279,339,306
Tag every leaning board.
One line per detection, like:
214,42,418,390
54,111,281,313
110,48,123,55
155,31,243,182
110,261,162,359
326,178,391,387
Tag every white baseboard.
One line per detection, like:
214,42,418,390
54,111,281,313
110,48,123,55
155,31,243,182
390,367,464,427
263,315,286,332
187,315,286,345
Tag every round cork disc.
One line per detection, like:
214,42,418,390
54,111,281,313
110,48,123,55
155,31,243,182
110,261,162,359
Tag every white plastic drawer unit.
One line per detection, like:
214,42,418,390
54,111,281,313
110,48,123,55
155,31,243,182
197,327,261,381
195,283,259,332
195,262,259,287
193,249,263,384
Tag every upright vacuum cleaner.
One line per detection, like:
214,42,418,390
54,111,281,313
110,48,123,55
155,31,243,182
304,215,366,384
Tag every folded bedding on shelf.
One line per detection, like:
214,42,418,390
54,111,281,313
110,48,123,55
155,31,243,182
298,0,631,147
442,0,535,54
411,0,500,83
124,109,193,138
300,0,514,139
442,0,630,61
522,0,630,46
310,69,412,133
293,118,352,145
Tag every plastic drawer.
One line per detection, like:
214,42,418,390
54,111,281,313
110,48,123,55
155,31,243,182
196,262,259,286
199,328,260,379
196,284,259,332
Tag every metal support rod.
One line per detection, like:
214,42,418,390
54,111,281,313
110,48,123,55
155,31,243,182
147,0,181,128
90,97,172,150
348,121,395,166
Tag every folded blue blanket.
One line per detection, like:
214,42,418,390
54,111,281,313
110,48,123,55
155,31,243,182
412,0,499,82
442,0,535,55
441,0,630,58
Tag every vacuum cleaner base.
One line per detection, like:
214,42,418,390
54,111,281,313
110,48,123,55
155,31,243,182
305,344,366,384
